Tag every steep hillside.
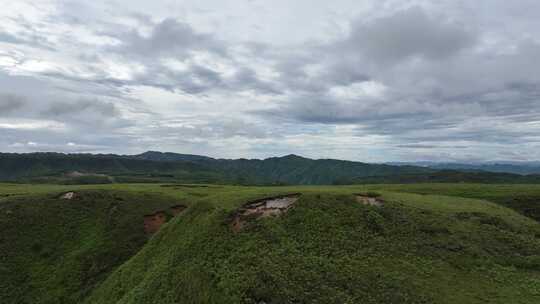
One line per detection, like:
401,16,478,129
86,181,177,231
0,186,198,303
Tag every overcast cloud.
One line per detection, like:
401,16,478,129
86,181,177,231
1,0,539,162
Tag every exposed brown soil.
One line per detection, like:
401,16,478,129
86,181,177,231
355,195,383,206
230,193,301,232
143,204,188,235
143,211,168,234
169,204,187,216
60,192,77,200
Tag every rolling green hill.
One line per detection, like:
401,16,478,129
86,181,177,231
366,183,540,222
2,183,540,303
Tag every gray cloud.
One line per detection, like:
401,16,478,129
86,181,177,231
1,1,540,161
118,18,227,57
249,6,540,157
227,67,282,94
0,32,22,44
0,93,26,114
42,98,120,118
0,74,131,135
0,12,62,51
145,117,275,141
395,144,469,149
343,7,476,64
26,17,282,97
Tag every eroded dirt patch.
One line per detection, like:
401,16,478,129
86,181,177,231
60,192,77,200
355,194,383,206
143,211,167,234
143,204,188,235
170,204,187,216
230,193,301,232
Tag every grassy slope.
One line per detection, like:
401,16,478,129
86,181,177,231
86,186,540,304
0,184,208,304
366,183,540,221
2,184,540,303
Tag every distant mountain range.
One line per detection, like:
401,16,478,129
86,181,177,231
1,151,540,185
388,161,540,175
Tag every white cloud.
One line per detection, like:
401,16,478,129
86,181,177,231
0,0,539,162
0,119,65,131
328,81,388,99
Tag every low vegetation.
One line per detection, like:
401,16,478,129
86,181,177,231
0,185,193,303
1,183,540,303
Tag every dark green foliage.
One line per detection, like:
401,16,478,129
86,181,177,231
498,196,540,222
0,190,186,304
5,152,540,185
0,152,435,185
352,170,540,184
208,154,434,185
357,191,382,197
419,162,540,175
0,152,224,184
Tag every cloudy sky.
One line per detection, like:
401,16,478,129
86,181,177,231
1,0,539,162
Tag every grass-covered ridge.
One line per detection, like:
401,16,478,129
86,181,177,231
366,183,540,222
2,184,540,303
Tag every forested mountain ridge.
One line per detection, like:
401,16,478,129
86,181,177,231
2,151,540,185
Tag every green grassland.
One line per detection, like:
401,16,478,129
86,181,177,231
1,183,540,303
366,183,540,221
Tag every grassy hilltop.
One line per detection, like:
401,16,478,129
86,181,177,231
1,183,540,303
